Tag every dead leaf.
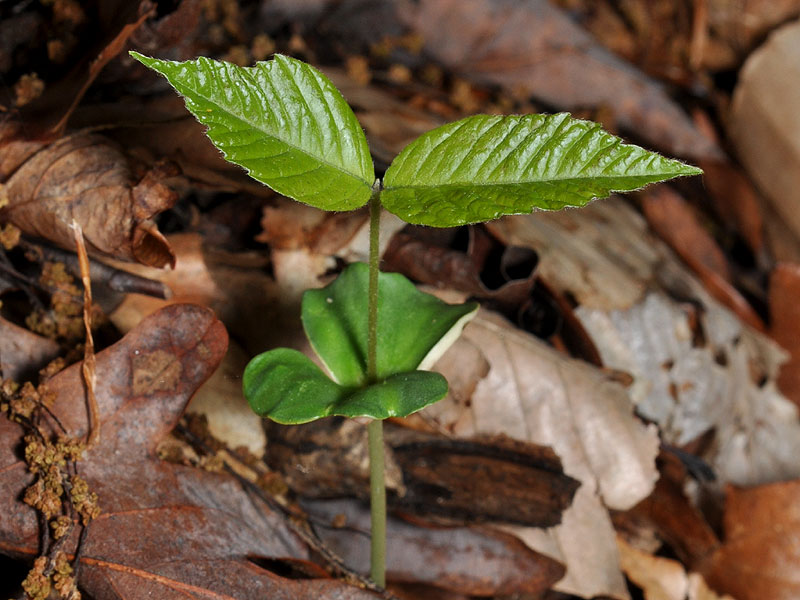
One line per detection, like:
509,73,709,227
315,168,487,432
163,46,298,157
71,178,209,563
706,0,800,68
769,263,800,408
699,161,764,256
729,18,800,241
640,185,764,331
702,480,800,600
185,338,266,457
425,309,660,599
618,536,735,600
489,199,800,488
399,0,722,161
0,317,60,381
616,455,719,570
305,497,565,596
0,304,376,599
0,129,177,267
618,535,690,600
383,225,538,313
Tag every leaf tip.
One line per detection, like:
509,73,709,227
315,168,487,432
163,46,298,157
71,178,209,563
129,50,152,66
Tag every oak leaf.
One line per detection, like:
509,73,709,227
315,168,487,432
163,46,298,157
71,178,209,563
0,304,376,599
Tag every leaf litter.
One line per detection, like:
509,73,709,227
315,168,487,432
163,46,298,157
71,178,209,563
0,305,377,599
2,0,800,598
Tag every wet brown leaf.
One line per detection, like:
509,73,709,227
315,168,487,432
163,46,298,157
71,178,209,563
0,304,376,599
400,0,722,160
702,480,800,600
0,128,177,268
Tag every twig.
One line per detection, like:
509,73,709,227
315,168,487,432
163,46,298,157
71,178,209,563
18,238,171,299
70,220,99,448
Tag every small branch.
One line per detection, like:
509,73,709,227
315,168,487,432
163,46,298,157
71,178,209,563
18,238,171,299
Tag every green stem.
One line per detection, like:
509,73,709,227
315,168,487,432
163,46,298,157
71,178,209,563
366,181,386,588
368,419,386,588
367,182,381,384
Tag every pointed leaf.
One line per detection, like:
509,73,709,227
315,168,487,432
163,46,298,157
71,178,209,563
302,263,478,387
130,52,374,211
243,348,447,423
382,113,702,227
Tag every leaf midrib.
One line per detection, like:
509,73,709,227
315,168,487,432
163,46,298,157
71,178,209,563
384,170,699,191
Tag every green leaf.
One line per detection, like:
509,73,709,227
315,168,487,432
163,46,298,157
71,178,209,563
302,263,478,387
130,52,374,211
243,348,448,423
382,113,703,227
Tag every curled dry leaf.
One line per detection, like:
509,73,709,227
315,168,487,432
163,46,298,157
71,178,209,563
399,0,722,161
488,199,800,488
0,127,177,268
702,480,800,600
0,304,376,600
425,309,660,600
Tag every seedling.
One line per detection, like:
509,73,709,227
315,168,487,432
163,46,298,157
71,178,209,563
131,51,701,588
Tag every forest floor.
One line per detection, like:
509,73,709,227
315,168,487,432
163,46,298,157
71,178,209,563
2,1,800,599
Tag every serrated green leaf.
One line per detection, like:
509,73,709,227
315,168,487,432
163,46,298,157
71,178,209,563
302,263,478,387
130,52,374,211
243,348,448,423
382,113,702,227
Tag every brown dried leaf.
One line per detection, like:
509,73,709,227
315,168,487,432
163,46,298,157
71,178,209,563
702,480,800,600
399,0,722,160
0,304,376,599
488,199,800,488
729,19,800,241
706,0,800,68
0,129,176,267
699,161,764,255
383,226,538,313
425,309,660,599
617,455,720,569
618,536,734,600
641,185,764,331
769,263,800,408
